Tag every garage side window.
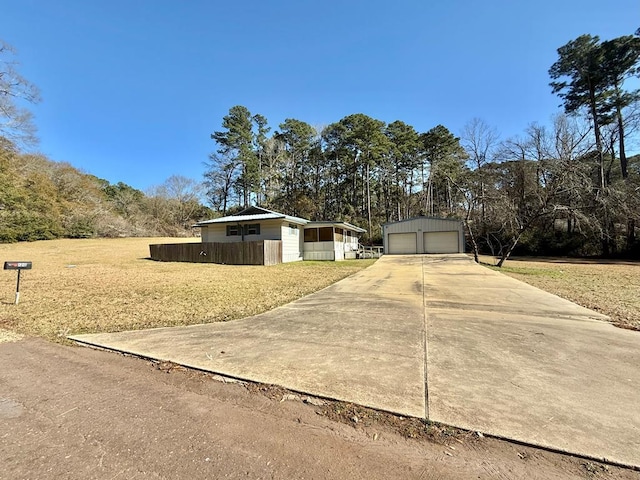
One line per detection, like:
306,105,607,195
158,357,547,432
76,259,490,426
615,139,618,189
226,225,240,236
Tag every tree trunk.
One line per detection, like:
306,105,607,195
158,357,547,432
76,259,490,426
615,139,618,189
465,219,479,263
627,219,636,251
587,84,612,257
366,162,372,238
617,111,628,180
427,173,433,216
613,81,629,180
588,85,606,191
601,214,612,257
242,164,249,208
496,231,524,267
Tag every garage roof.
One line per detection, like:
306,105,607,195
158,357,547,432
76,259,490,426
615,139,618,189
383,216,463,227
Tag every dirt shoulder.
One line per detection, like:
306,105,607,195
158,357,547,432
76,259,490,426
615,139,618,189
2,338,636,480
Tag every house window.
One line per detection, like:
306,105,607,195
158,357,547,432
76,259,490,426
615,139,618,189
319,227,333,242
226,224,260,236
244,223,260,235
304,228,318,242
334,228,343,242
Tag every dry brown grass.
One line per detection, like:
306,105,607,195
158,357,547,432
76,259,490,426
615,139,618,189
0,238,375,342
480,255,640,330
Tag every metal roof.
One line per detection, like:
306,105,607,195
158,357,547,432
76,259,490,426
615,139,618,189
193,206,367,232
306,221,367,233
193,206,309,227
382,216,463,227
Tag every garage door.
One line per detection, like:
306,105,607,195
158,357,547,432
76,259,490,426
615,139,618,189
387,233,417,254
424,231,459,253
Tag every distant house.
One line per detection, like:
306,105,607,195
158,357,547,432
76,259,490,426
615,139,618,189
193,206,366,263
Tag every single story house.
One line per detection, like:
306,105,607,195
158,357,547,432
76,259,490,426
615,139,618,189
383,217,465,254
193,206,366,263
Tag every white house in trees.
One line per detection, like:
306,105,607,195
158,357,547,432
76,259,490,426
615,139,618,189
193,206,366,262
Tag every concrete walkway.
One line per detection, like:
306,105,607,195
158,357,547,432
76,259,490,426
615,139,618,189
70,255,640,468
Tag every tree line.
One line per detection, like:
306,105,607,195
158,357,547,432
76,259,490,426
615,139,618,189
206,31,640,263
0,137,209,241
2,32,639,263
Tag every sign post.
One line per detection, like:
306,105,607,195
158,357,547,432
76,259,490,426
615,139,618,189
3,261,32,305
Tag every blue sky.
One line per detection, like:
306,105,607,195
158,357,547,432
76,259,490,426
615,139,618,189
1,0,638,192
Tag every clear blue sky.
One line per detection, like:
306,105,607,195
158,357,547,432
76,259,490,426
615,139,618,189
2,0,638,192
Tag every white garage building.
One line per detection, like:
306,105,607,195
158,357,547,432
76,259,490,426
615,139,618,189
383,217,465,254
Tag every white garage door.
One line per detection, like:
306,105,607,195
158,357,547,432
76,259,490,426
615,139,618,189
424,231,459,253
387,233,417,254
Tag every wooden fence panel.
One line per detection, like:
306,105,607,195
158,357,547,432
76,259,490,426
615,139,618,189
149,241,282,265
263,240,282,266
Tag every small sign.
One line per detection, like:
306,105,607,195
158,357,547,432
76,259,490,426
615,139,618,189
4,261,33,270
3,261,32,305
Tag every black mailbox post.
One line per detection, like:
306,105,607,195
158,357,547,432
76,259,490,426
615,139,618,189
4,261,32,305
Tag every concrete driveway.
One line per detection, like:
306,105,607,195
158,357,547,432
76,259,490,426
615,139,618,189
70,255,640,468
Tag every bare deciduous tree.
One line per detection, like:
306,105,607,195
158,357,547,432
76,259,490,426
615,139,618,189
155,175,204,229
0,40,41,146
460,118,500,225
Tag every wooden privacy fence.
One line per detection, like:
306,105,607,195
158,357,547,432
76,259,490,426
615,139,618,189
149,241,282,266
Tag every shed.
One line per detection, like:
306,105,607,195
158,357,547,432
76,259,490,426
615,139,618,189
383,217,465,254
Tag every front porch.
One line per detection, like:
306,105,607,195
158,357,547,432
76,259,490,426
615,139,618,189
303,222,364,261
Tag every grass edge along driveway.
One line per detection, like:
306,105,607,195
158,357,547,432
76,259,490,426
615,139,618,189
480,255,640,331
0,237,376,342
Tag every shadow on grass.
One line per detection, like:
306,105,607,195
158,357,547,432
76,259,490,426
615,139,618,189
505,256,640,266
479,255,640,267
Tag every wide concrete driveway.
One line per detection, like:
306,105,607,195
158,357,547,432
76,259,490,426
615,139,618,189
70,255,640,468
